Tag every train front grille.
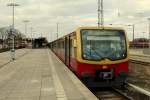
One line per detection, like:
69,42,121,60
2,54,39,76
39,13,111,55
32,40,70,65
95,69,114,81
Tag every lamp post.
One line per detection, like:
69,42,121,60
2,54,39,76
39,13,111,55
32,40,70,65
148,18,150,50
128,24,135,42
30,27,33,48
98,0,104,27
23,20,30,35
7,2,19,60
142,32,146,49
23,20,30,48
56,23,59,39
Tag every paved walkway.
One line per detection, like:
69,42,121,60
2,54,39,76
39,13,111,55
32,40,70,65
0,49,98,100
0,49,30,67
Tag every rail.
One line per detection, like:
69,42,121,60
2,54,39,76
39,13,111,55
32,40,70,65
129,54,150,66
124,82,150,100
94,82,150,100
94,88,133,100
129,59,150,66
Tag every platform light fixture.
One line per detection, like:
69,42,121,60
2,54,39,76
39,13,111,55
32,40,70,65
7,2,20,60
98,0,104,27
128,24,135,42
148,18,150,50
56,22,59,39
23,20,30,35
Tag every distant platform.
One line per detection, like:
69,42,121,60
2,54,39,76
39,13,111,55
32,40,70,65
143,49,150,55
130,48,150,55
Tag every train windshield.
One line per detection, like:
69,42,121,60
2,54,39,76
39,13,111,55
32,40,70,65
81,29,127,61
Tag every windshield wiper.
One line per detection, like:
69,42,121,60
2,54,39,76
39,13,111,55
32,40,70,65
90,47,104,60
88,40,104,60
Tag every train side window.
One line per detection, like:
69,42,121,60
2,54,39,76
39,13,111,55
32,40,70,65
73,39,77,47
70,37,77,58
70,39,73,57
70,38,75,57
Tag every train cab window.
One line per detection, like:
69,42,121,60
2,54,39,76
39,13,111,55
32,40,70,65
81,29,127,61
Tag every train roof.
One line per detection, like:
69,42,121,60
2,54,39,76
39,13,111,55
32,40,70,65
50,26,126,43
76,26,125,31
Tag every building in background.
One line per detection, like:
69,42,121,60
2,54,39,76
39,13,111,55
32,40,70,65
0,26,27,52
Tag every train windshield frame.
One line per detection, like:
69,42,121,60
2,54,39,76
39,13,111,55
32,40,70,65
80,29,127,61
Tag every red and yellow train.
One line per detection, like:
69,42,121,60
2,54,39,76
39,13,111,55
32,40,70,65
50,26,129,87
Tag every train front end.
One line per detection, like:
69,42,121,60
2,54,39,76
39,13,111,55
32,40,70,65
76,27,129,87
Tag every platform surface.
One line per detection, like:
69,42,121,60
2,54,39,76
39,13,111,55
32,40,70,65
0,49,98,100
130,48,150,56
0,49,30,67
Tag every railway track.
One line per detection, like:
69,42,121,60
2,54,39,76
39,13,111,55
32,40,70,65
94,83,150,100
94,87,133,100
129,54,150,66
129,59,150,66
93,55,150,100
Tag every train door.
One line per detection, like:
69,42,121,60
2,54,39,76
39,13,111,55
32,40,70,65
65,36,70,66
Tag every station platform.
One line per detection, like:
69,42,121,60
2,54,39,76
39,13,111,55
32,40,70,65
129,48,150,56
0,49,98,100
129,49,144,55
0,49,30,67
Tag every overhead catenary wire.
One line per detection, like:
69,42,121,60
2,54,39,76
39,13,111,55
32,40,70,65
98,0,104,27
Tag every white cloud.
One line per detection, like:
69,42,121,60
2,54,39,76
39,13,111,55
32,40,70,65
0,0,150,41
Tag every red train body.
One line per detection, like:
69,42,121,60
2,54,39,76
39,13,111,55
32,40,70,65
50,27,129,87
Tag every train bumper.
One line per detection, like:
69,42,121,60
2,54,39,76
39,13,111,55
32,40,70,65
81,76,126,88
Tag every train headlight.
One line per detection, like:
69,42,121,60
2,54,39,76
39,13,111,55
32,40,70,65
83,54,87,58
102,65,108,69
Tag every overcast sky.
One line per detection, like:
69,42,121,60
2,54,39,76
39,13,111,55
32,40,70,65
0,0,150,41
